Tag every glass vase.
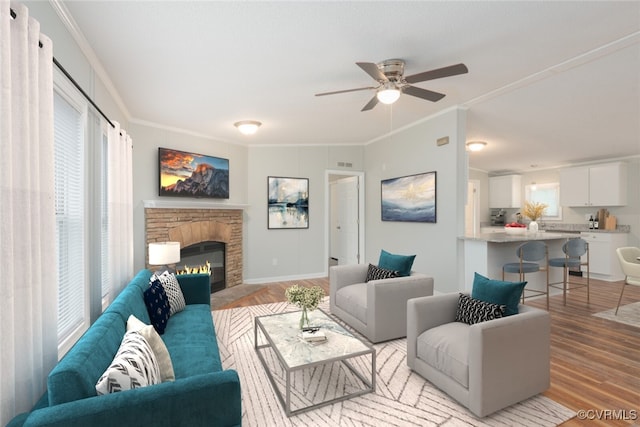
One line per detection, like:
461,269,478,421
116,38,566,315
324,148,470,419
299,306,310,330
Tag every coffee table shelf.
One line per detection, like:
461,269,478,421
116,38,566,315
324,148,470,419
254,308,376,416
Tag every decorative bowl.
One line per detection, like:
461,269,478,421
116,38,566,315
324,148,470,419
504,226,526,235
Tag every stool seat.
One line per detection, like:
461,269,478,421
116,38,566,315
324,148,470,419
503,262,541,274
548,257,582,268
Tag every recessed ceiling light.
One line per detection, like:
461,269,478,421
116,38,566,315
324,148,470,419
466,141,487,152
234,120,262,135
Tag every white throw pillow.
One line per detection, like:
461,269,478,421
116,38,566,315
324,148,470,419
96,331,161,395
127,315,175,382
153,271,186,316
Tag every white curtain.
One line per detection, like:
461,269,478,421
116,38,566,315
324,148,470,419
0,2,58,424
107,121,134,296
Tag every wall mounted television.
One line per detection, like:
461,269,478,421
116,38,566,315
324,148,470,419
158,147,229,199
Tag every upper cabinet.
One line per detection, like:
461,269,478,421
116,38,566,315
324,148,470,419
559,162,627,207
489,175,521,208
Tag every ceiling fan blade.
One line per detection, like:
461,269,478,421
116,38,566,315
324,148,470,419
361,95,379,111
315,86,376,97
403,85,446,102
356,62,388,82
404,63,468,84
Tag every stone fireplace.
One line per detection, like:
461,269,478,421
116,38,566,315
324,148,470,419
145,205,243,289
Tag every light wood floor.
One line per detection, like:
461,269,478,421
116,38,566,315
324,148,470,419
217,276,640,426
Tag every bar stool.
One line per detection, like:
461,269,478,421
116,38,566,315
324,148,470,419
548,238,589,306
502,241,549,307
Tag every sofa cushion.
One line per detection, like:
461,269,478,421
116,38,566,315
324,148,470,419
153,271,186,316
417,322,470,388
471,272,526,316
144,278,171,334
104,280,151,325
365,263,399,282
379,249,416,277
455,293,505,325
162,305,223,377
95,331,161,395
48,312,125,405
335,282,368,324
127,315,175,382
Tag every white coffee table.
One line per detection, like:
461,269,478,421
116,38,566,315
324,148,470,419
254,308,376,416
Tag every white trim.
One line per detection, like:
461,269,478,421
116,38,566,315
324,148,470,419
143,199,248,210
243,271,327,285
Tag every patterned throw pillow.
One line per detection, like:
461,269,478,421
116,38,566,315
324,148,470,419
95,331,161,395
153,271,186,316
144,278,170,334
455,293,506,325
365,263,399,282
127,315,175,382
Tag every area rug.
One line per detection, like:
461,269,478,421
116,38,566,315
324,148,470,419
212,299,575,426
593,301,640,328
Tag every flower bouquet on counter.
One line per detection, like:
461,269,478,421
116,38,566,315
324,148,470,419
523,201,548,221
285,284,325,330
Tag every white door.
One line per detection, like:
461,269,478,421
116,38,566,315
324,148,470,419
335,176,360,265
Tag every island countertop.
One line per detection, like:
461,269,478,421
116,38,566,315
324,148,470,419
459,232,579,243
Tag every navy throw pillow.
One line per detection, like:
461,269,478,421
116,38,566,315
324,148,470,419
143,279,170,335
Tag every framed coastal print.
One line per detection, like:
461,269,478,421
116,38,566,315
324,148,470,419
268,176,309,229
381,171,436,223
158,147,229,199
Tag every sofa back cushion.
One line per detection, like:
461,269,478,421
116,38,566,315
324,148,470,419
104,270,152,324
48,312,125,405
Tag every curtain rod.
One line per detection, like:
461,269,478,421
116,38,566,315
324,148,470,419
10,7,116,130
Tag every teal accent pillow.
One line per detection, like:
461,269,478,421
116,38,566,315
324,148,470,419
471,272,526,316
378,250,416,277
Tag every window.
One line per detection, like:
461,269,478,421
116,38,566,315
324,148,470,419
53,75,88,357
525,183,562,220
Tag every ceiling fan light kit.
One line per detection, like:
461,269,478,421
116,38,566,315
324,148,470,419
466,141,487,152
234,120,261,135
316,59,468,112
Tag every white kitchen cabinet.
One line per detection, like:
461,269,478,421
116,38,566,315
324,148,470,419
580,232,627,281
489,175,521,208
560,162,627,207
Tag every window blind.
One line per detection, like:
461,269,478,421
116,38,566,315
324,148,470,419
54,91,87,346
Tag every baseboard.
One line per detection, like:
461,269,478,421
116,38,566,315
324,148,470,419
243,271,327,285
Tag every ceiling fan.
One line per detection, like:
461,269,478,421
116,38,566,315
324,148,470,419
315,59,468,111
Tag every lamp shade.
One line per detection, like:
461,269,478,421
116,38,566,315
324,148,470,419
234,120,262,135
376,87,401,105
149,242,181,265
466,141,487,152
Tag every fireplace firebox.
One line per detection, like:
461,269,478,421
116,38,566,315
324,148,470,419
180,241,225,293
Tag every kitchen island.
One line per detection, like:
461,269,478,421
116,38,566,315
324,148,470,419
460,232,580,299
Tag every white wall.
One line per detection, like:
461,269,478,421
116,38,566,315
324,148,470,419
363,108,468,293
244,145,363,282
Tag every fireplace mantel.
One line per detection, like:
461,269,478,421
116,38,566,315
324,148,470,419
143,199,249,210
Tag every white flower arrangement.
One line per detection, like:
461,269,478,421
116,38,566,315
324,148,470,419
285,284,325,311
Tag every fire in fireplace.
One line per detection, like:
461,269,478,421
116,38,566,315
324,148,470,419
179,241,225,293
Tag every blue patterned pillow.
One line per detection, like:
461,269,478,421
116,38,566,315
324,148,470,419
455,293,505,325
143,279,170,335
365,264,399,282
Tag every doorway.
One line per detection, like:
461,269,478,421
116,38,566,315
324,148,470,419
325,170,365,273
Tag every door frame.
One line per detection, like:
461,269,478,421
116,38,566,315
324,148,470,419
324,170,366,275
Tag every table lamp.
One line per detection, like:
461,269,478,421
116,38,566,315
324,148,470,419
148,241,181,273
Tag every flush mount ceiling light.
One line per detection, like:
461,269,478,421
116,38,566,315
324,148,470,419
376,82,401,105
466,141,487,152
234,120,262,135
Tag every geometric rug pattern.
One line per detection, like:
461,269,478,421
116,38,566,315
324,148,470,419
593,301,640,328
212,299,575,426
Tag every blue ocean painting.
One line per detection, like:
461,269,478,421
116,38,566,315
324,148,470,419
381,172,436,223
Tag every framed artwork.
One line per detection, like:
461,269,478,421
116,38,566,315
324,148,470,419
268,176,309,229
158,147,229,199
381,171,437,223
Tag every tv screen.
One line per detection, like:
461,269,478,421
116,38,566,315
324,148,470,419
158,147,229,199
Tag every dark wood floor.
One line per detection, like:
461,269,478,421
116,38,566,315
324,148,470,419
217,276,640,426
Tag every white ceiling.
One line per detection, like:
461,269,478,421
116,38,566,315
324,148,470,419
59,1,640,174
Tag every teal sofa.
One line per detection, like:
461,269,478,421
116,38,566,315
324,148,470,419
8,270,241,427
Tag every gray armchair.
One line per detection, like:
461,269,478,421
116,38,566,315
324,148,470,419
407,293,550,417
330,264,434,343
